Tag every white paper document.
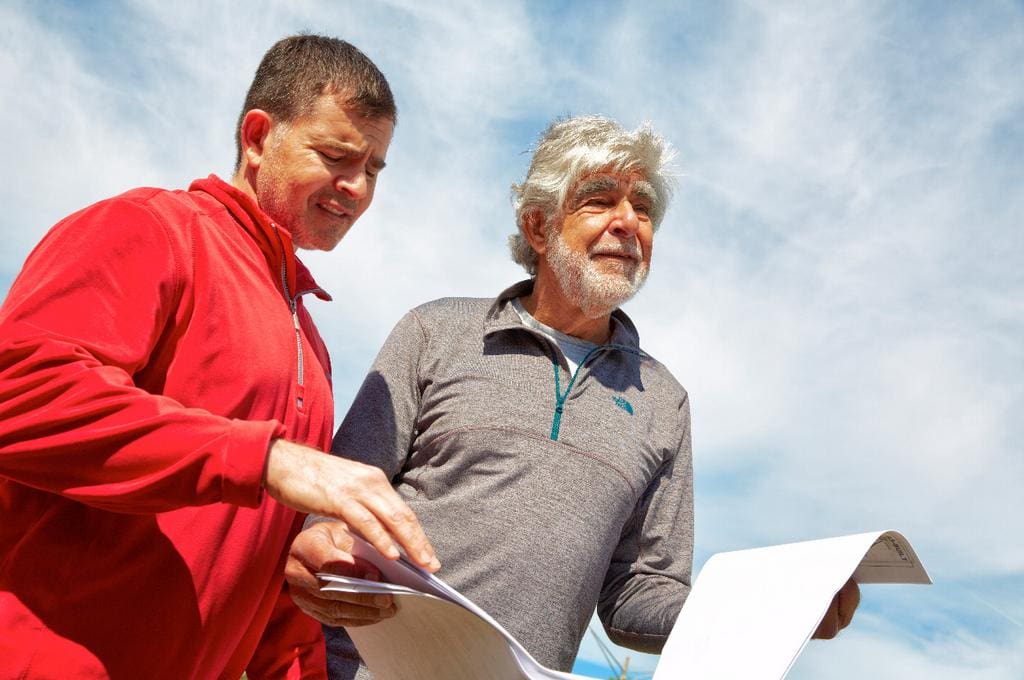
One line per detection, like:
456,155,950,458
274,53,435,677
321,536,586,680
320,529,930,680
652,530,930,680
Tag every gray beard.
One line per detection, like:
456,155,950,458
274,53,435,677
546,230,649,319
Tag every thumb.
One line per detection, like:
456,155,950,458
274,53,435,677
322,519,356,554
294,521,357,576
322,522,384,581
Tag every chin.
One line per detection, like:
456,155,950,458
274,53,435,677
303,239,343,252
294,228,348,252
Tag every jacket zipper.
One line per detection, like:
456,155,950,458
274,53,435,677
271,224,320,411
548,342,648,441
550,345,603,440
277,255,306,410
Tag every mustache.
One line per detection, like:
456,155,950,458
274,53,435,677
319,194,360,213
589,241,640,259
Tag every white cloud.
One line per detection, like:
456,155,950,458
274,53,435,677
792,623,1024,680
2,1,1022,678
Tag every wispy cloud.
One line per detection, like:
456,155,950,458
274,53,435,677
2,1,1021,678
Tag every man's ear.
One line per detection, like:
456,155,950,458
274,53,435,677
522,210,549,257
238,109,274,170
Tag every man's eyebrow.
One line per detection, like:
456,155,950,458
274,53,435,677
309,131,365,152
570,176,620,201
630,180,657,205
313,140,366,157
311,136,386,170
314,140,363,155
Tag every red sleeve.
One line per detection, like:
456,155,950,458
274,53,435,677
0,195,280,513
246,584,328,680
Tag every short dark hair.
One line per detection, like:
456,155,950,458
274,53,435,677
234,34,397,169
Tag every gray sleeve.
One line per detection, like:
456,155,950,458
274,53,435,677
322,311,427,678
330,310,426,479
596,394,694,653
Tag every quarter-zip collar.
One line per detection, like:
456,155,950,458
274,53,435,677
484,279,647,440
483,279,642,349
190,175,332,412
189,174,332,305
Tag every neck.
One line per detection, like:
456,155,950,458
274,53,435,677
230,166,298,253
230,167,259,204
520,270,613,345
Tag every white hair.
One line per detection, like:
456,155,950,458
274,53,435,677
508,115,676,275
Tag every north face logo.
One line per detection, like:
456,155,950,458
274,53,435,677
613,396,634,415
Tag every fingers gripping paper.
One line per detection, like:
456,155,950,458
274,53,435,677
320,537,585,680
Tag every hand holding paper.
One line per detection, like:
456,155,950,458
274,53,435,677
265,439,441,572
811,577,861,639
652,530,930,680
285,519,397,628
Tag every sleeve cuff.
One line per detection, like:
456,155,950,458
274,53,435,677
221,418,287,507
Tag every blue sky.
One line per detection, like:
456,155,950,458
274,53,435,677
2,1,1022,678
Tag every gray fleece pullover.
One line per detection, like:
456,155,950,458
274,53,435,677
324,280,693,677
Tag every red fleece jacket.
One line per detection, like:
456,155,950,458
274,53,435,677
0,175,334,679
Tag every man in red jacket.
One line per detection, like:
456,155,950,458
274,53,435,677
0,35,438,679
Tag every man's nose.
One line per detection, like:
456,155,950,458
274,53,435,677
608,198,640,238
335,169,368,200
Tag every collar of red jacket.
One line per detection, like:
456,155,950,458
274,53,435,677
189,175,331,303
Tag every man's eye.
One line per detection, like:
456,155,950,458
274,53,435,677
319,150,359,164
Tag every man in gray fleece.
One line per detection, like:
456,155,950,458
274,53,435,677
285,115,857,677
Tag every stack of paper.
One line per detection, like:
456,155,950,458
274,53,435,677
320,530,931,680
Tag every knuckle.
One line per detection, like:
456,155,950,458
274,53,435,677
363,467,389,487
344,502,376,525
387,506,415,526
283,562,301,583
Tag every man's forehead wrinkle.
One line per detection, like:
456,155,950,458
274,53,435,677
314,131,386,164
311,133,365,152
